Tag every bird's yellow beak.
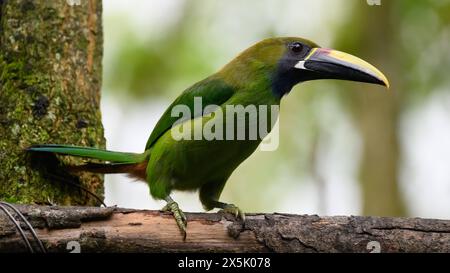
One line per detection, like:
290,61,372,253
295,48,390,89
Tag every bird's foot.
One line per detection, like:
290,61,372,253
161,200,187,239
219,204,245,222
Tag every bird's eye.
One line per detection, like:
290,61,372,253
289,42,303,53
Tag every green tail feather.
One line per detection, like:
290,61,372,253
27,144,148,164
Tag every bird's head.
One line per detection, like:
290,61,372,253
221,37,389,98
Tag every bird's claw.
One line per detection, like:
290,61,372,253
161,201,187,239
219,204,245,222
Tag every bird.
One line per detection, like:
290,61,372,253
27,37,389,238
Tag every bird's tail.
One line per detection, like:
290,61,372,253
27,144,150,179
27,144,148,163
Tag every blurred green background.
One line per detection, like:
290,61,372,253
102,0,450,219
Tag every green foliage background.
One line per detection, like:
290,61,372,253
102,0,450,218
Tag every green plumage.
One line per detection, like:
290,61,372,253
145,76,235,150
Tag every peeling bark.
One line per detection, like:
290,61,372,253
0,0,105,205
0,205,449,253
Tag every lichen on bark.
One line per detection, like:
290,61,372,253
0,0,105,205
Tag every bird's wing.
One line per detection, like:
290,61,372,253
145,76,235,150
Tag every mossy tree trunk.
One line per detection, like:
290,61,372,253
0,0,105,205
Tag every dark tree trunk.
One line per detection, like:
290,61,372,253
334,1,406,216
0,0,105,205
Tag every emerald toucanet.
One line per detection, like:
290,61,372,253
28,37,389,238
